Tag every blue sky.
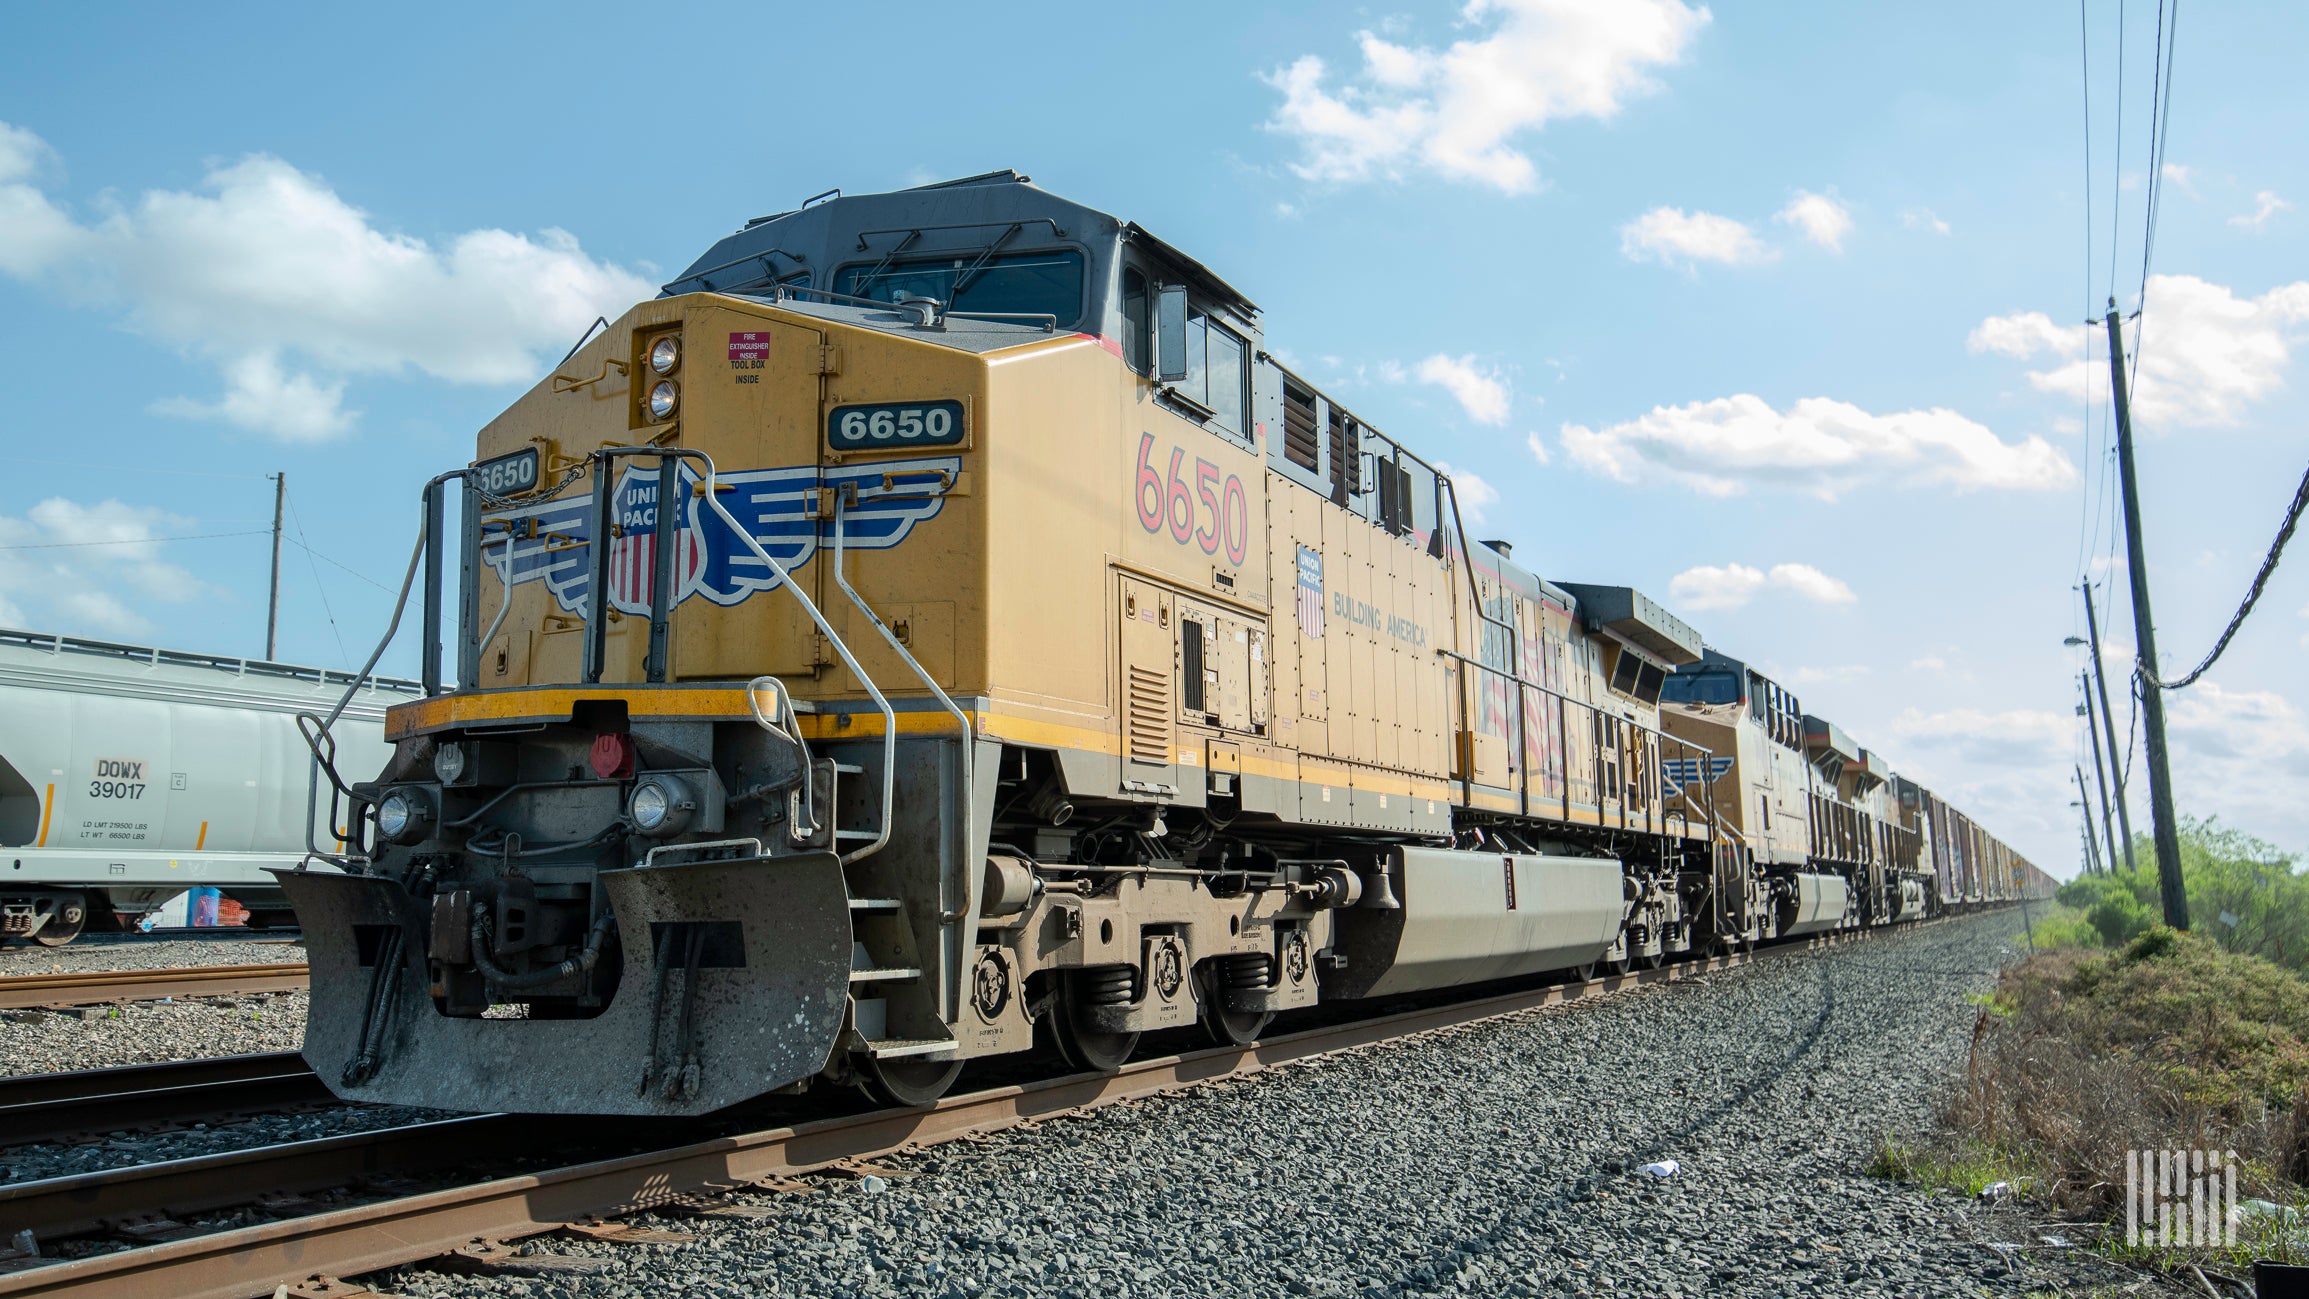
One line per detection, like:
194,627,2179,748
5,2,2306,874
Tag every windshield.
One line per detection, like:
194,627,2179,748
834,249,1085,328
1660,671,1741,707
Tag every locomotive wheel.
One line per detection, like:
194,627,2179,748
1050,973,1138,1072
1564,960,1598,985
858,1054,964,1108
1196,967,1272,1047
32,895,86,948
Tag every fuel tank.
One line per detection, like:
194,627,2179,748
1325,846,1623,999
1778,872,1851,937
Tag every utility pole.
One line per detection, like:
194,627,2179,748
2078,586,2137,874
2073,767,2104,874
2077,668,2121,873
2104,301,2189,930
266,473,285,661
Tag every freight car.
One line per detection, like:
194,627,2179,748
0,629,410,943
283,171,2039,1116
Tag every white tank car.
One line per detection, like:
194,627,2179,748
0,629,417,944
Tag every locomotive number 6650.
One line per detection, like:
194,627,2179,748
1136,433,1249,566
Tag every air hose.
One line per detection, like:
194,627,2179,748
469,903,617,989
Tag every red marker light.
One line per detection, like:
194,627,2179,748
589,733,635,780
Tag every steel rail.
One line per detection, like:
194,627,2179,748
0,1053,327,1149
0,965,309,1012
0,1115,544,1243
0,923,1943,1299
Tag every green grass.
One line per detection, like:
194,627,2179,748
1867,1133,2037,1199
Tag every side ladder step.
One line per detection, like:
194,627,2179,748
849,967,922,983
864,1038,957,1060
834,830,881,842
848,897,903,912
831,762,866,775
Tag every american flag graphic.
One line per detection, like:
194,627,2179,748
606,526,705,616
1295,545,1324,639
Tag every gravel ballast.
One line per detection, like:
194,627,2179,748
347,910,2181,1299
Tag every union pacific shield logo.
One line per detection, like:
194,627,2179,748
1295,545,1324,639
483,456,959,618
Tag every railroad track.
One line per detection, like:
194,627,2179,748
0,923,1924,1299
0,965,310,1012
0,1053,331,1149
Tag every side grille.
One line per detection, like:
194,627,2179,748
1283,381,1320,472
1127,665,1171,764
1327,404,1359,503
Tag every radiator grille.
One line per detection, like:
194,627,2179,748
1127,665,1171,764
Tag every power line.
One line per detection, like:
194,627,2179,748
283,536,396,594
2137,457,2309,691
282,488,352,669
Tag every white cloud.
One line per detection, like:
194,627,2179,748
0,121,50,182
1970,273,2309,426
1774,189,1851,252
0,123,651,441
1767,562,1856,604
150,352,353,442
2229,190,2291,232
1525,430,1553,466
0,498,209,638
1433,462,1500,523
1910,655,1947,671
1893,706,2074,771
2160,163,2200,199
1618,206,1772,269
1668,562,1765,610
1562,393,2075,499
1668,560,1855,611
1416,353,1512,424
1264,0,1711,193
1900,208,1951,236
1787,664,1869,685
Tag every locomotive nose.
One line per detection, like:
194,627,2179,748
273,848,853,1116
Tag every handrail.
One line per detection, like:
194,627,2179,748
585,446,902,868
829,490,972,870
295,482,445,870
1433,648,1706,750
1436,645,1716,841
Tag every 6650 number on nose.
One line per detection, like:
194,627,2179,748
828,400,967,451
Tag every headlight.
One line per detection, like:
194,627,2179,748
376,788,434,845
647,381,679,420
431,741,467,785
628,774,696,838
649,336,680,375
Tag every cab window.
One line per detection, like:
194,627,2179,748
1177,310,1248,439
1121,268,1150,373
834,249,1086,328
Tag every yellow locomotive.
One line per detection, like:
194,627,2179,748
284,171,2035,1115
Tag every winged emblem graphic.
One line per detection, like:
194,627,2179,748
480,456,960,618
